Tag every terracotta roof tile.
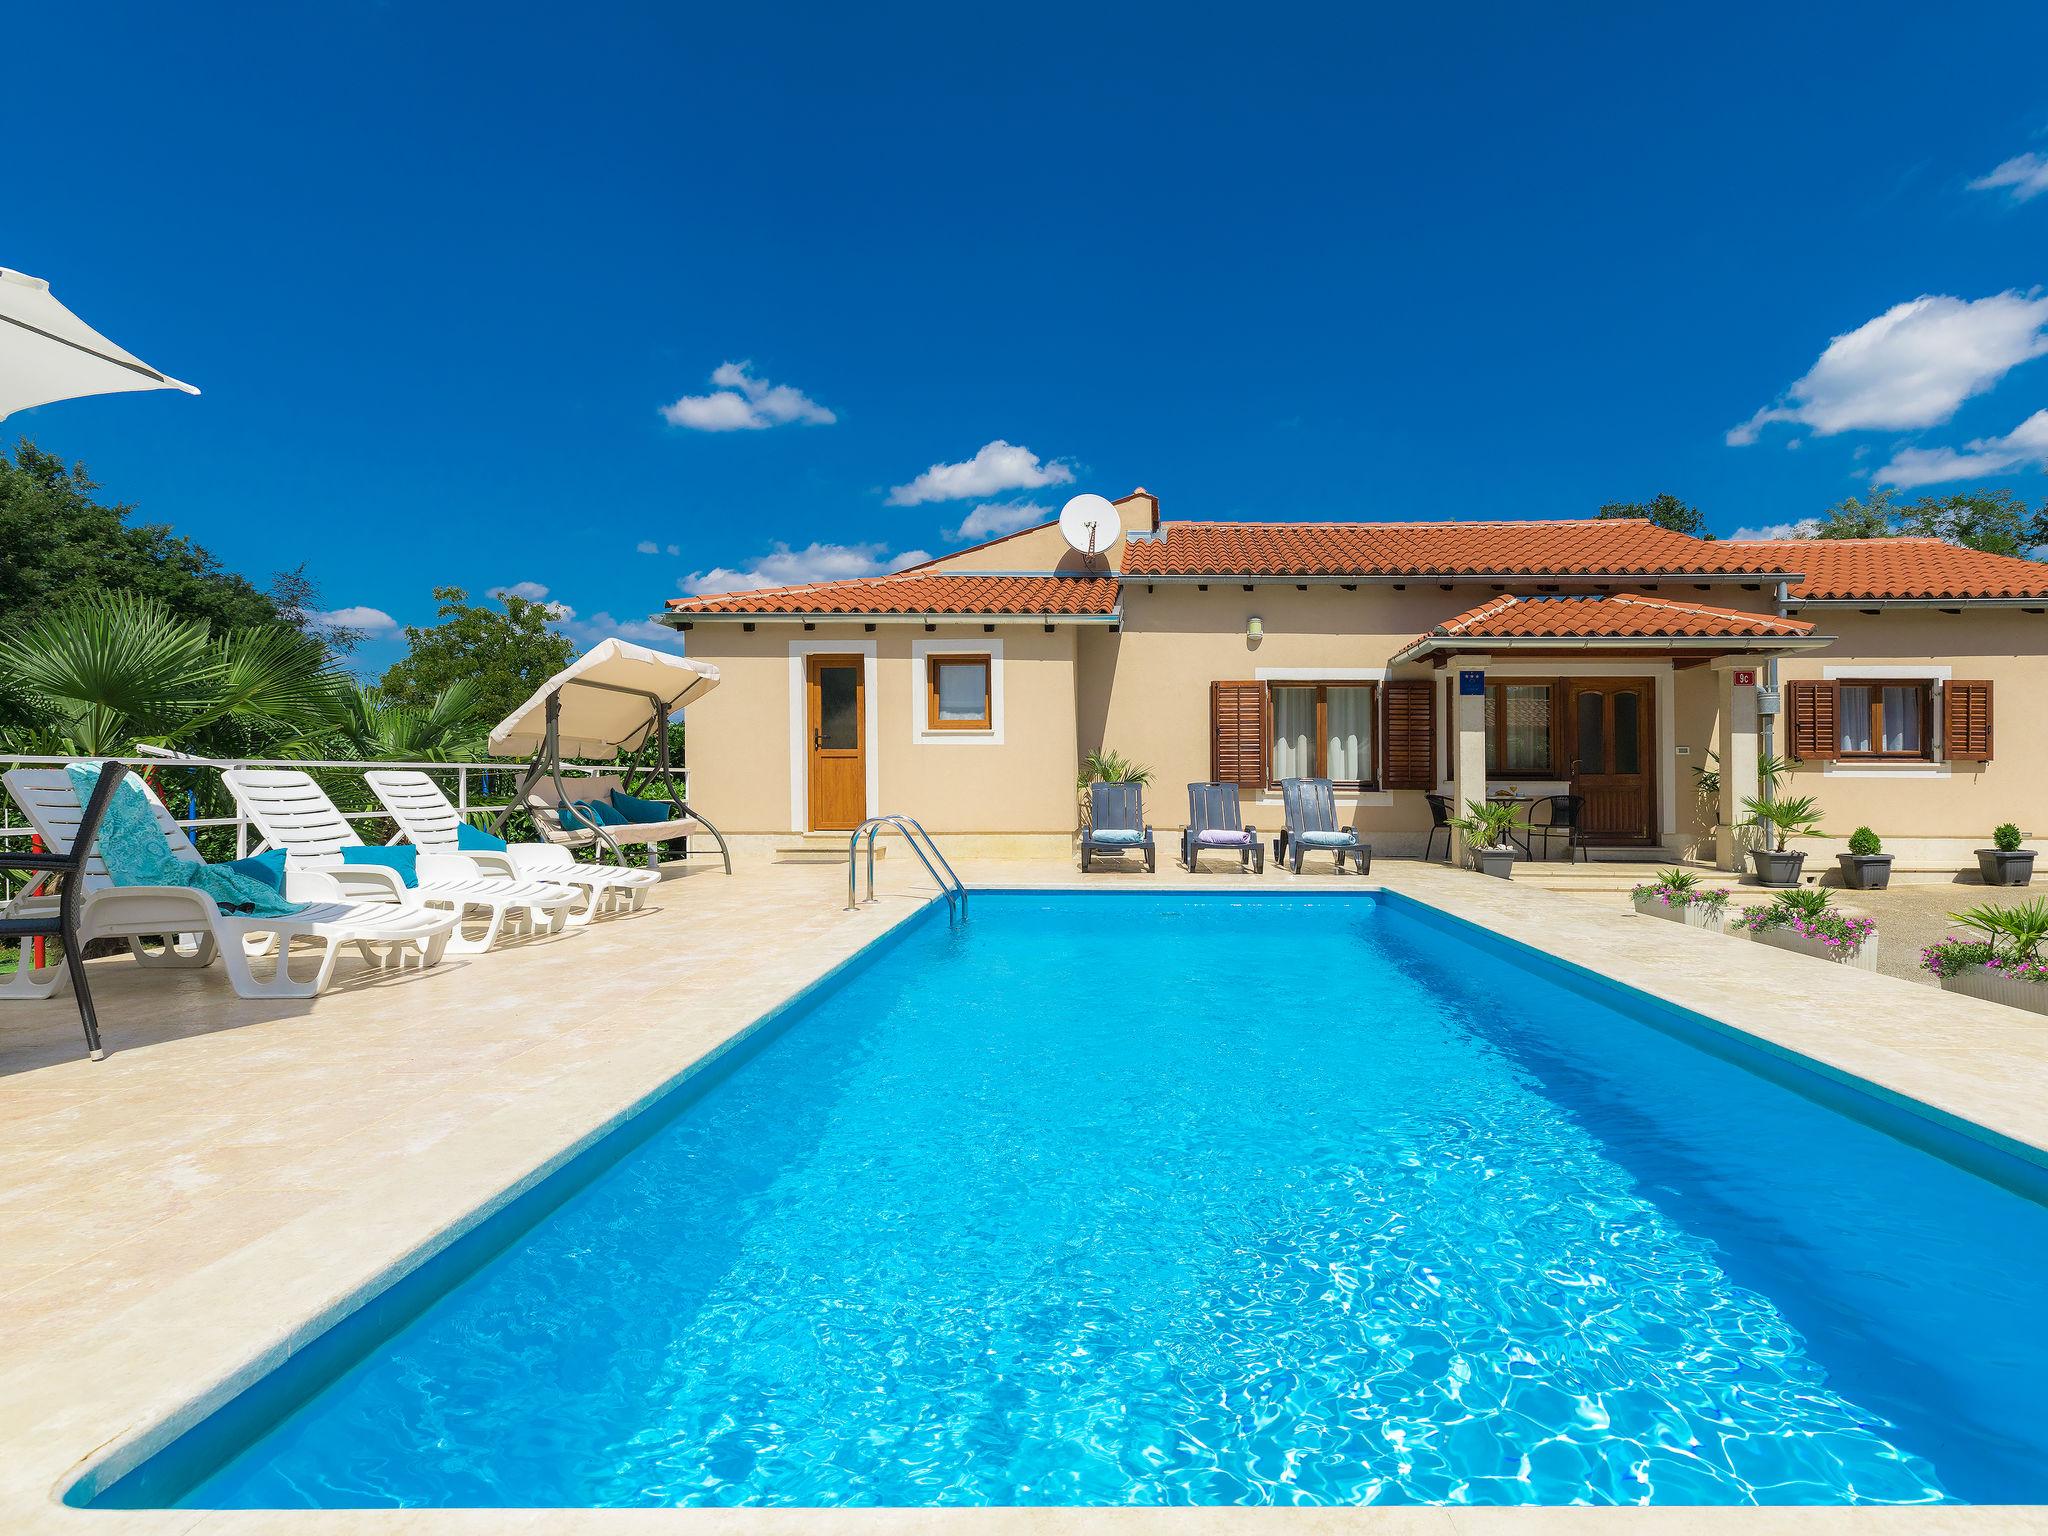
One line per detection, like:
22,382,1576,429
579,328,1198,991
1394,594,1816,660
1121,519,1796,578
665,573,1120,618
1719,537,2048,601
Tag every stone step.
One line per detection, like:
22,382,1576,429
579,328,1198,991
772,834,886,865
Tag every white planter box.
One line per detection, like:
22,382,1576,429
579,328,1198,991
1632,898,1728,934
1939,963,2048,1016
1749,924,1879,972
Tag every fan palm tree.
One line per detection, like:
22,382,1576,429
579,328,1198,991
324,679,486,762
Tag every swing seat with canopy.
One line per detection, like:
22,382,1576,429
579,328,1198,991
487,639,732,872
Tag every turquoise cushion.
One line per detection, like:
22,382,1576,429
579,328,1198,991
218,850,288,891
559,798,626,830
457,821,508,851
340,844,419,887
1092,827,1146,845
610,790,677,824
1299,829,1357,847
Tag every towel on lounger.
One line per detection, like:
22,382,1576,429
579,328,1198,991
65,763,304,918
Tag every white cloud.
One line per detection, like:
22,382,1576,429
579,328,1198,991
1728,292,2048,445
1725,519,1821,542
659,361,836,431
887,440,1073,505
681,541,933,596
308,605,399,636
948,500,1050,542
635,540,682,556
1873,408,2048,488
1970,152,2048,204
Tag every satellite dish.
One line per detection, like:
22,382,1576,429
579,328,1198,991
1058,494,1123,558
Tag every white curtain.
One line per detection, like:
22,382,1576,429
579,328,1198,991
1327,688,1371,782
1881,684,1921,752
1840,685,1873,754
1502,684,1549,771
1273,687,1315,779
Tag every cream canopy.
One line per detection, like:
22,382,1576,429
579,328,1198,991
488,637,720,761
0,268,199,420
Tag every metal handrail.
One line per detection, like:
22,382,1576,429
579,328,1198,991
845,814,965,915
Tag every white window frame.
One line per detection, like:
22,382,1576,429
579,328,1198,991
911,636,1005,745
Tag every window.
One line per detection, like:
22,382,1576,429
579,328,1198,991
1269,682,1376,789
1839,680,1931,759
925,654,991,730
1484,682,1555,774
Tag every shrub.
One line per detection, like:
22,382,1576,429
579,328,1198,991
1631,868,1733,910
1737,887,1876,957
1922,937,2048,984
1993,822,2025,853
1950,896,2048,960
1847,826,1882,857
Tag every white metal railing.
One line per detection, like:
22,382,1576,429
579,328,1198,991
0,752,673,877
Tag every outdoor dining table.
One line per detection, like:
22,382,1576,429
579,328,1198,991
1487,792,1536,858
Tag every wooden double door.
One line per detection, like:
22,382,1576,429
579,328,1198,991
1564,678,1655,845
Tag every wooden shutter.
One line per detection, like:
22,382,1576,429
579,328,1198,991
1210,680,1269,789
1944,680,1994,761
1382,679,1437,790
1784,679,1840,762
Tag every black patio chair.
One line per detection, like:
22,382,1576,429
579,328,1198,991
1280,777,1371,875
1081,780,1155,873
1423,792,1454,862
1181,782,1264,873
0,762,129,1060
1526,793,1586,862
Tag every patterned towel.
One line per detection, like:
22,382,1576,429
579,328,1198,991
66,763,305,918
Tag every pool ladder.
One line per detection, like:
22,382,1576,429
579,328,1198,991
847,815,966,917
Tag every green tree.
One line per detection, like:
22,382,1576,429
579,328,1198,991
325,679,487,761
1896,489,2046,558
1596,492,1707,538
1811,490,1898,540
380,587,574,729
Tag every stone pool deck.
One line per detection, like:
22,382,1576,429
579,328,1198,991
2,853,2046,1534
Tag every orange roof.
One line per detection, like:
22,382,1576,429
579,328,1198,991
1719,537,2048,601
1121,519,1797,579
665,573,1120,618
1392,594,1818,662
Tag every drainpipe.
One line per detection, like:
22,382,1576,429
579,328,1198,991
1764,579,1788,770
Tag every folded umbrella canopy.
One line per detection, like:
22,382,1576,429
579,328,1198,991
0,267,199,419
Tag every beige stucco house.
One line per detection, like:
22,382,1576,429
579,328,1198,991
663,491,2048,870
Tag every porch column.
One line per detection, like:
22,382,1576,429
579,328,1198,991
1712,657,1760,873
1449,656,1489,862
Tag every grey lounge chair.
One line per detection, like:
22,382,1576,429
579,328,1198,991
1280,777,1371,874
1081,781,1155,872
1181,782,1264,873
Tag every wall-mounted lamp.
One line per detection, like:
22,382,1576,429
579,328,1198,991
1246,615,1264,641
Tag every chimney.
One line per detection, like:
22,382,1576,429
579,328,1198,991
1114,487,1161,536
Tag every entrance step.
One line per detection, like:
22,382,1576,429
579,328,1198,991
772,833,884,865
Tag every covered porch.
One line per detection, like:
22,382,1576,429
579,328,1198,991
1391,593,1835,867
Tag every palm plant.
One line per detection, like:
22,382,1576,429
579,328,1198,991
0,592,345,756
1079,748,1152,788
324,680,486,762
1450,798,1529,851
1741,791,1823,852
1950,897,2048,962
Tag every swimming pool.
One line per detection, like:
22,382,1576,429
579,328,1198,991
94,890,2048,1508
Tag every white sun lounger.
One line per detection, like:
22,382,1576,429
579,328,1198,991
364,770,658,926
221,767,577,955
1,768,456,1001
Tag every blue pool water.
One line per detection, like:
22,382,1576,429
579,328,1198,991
111,891,2048,1508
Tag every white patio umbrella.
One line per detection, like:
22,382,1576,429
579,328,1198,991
0,267,199,420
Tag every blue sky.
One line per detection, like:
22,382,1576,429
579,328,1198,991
8,2,2048,673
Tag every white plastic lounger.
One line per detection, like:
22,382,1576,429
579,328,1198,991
221,768,576,955
363,770,658,926
1,768,456,1002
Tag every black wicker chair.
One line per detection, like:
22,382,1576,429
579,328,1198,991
1526,793,1587,862
0,762,129,1060
1423,792,1455,862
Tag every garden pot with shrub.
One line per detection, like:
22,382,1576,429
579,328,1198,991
1470,847,1516,880
1837,826,1892,890
1451,799,1526,881
1743,791,1820,889
1976,825,2034,886
1924,899,2048,1014
1736,888,1878,971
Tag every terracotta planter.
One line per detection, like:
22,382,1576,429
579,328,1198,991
1632,897,1728,934
1940,964,2048,1015
1749,924,1879,972
1836,853,1892,891
1975,850,2035,887
1750,849,1807,888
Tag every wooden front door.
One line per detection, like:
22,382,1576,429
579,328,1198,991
1566,678,1655,844
806,655,866,831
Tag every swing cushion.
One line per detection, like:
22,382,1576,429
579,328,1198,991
457,822,508,851
609,790,678,824
559,798,626,831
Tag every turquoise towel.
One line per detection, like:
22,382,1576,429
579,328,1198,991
66,763,305,918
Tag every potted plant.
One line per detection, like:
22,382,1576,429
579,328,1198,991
1975,823,2035,887
1837,826,1893,891
1630,868,1734,932
1736,887,1879,971
1741,791,1823,887
1923,898,2048,1015
1076,749,1152,827
1450,798,1527,879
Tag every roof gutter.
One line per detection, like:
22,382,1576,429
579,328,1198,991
1389,633,1834,665
660,611,1124,626
1786,596,2048,610
1128,570,1807,587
